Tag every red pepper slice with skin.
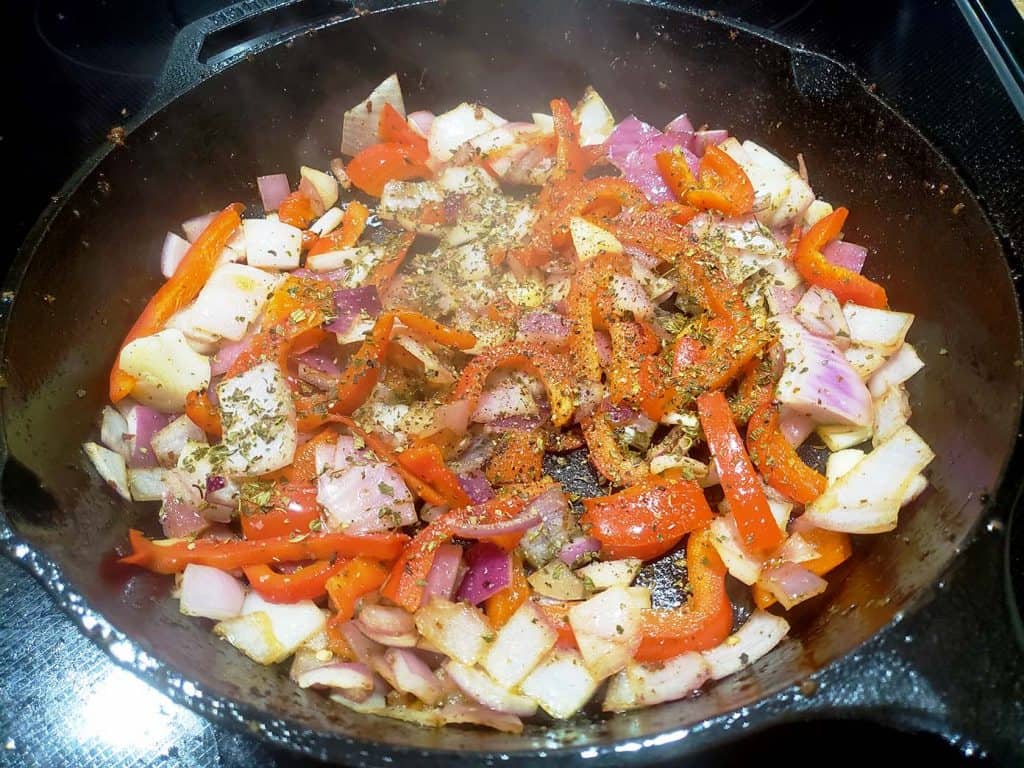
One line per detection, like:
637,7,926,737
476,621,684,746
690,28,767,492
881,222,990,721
746,402,826,505
378,103,430,163
109,203,243,402
396,439,473,508
697,390,783,553
380,495,528,612
331,311,395,416
580,411,649,488
278,190,320,229
394,310,477,350
581,474,713,560
326,557,391,622
793,207,888,309
240,483,321,540
550,97,589,181
656,145,754,217
636,528,733,661
184,389,222,438
347,143,431,197
119,529,408,575
243,558,347,603
307,201,369,256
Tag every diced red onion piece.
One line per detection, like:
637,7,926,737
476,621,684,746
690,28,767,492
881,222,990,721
423,543,464,605
613,130,698,204
356,604,418,647
432,400,472,437
182,211,217,243
211,336,251,376
456,543,512,605
297,177,326,216
457,471,495,504
384,648,445,705
327,286,382,335
518,486,574,569
257,173,291,212
517,311,570,344
594,331,612,368
446,662,538,717
604,116,660,166
407,110,435,138
294,348,341,376
161,232,191,279
778,532,820,564
694,129,729,156
822,240,868,274
126,405,173,468
778,407,815,447
664,113,694,134
179,564,246,620
439,701,524,734
473,381,538,424
483,415,545,432
449,507,541,539
161,490,208,539
759,562,829,609
558,536,601,566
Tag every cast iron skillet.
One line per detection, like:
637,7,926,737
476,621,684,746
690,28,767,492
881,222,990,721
1,0,1022,764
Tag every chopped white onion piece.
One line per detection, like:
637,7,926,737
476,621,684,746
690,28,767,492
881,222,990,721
573,86,615,146
842,304,914,354
569,216,623,262
213,611,285,665
341,73,405,157
844,344,888,380
519,648,599,720
568,586,650,680
150,414,206,468
868,343,924,398
296,662,375,692
428,102,507,164
803,199,834,227
825,448,865,484
576,558,642,591
721,140,813,228
100,406,131,460
161,231,191,279
803,425,934,533
240,592,325,659
127,466,169,501
817,423,873,451
83,442,131,500
603,652,710,712
701,610,790,680
172,263,281,340
300,166,339,209
527,560,587,601
179,563,246,621
709,515,764,585
873,385,911,445
310,206,344,237
414,598,493,665
217,362,297,476
482,600,558,688
445,662,538,717
118,329,211,412
242,219,303,271
794,286,850,342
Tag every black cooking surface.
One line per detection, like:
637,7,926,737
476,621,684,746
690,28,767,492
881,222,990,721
2,1,1022,766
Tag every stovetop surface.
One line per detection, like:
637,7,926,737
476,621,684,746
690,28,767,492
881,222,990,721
2,1,1023,766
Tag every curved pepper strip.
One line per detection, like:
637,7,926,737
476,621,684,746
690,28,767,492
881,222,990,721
581,411,649,487
109,203,243,402
697,390,783,553
331,311,395,415
364,231,416,290
378,104,430,162
793,207,888,309
243,558,347,603
636,528,733,661
347,143,431,197
308,200,369,256
746,402,826,505
581,474,713,560
278,190,321,229
240,483,320,540
450,341,576,428
380,495,528,612
325,556,391,622
394,310,477,350
119,529,408,575
550,97,589,181
184,389,222,437
657,144,754,217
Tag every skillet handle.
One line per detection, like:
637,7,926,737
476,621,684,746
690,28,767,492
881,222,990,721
150,0,356,107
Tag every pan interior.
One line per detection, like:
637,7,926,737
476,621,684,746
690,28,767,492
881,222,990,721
2,0,1020,756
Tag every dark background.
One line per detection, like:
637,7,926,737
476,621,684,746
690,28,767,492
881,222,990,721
1,1,1022,766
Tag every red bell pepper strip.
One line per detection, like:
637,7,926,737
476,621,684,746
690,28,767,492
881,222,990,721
451,341,576,428
365,231,416,290
378,103,430,163
656,145,753,217
581,474,713,561
307,201,369,256
484,429,546,486
752,528,851,609
278,189,320,229
109,203,243,402
240,483,321,540
184,389,222,437
243,558,347,603
580,411,649,488
793,207,888,309
697,390,783,553
746,402,826,505
347,143,431,197
550,98,589,181
395,439,473,508
484,552,529,628
330,311,395,415
394,310,477,350
636,528,733,661
119,528,408,575
326,557,391,622
380,495,527,612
